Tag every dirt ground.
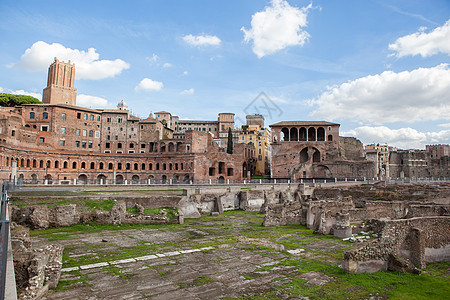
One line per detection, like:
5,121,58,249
31,210,449,300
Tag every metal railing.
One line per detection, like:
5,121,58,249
0,183,10,300
9,177,450,187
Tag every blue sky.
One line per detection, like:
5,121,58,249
1,0,449,149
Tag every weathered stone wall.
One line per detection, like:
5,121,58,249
11,224,63,299
343,216,450,273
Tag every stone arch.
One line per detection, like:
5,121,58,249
312,147,321,163
300,148,309,163
147,175,155,181
168,142,174,152
31,174,38,184
131,175,139,184
281,127,289,141
116,174,124,184
308,127,316,141
290,127,298,141
149,142,155,152
162,175,167,184
78,174,88,184
317,127,325,141
97,174,107,184
176,142,183,152
218,176,225,184
44,174,52,184
328,134,333,141
160,142,166,152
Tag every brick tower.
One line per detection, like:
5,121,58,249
42,58,77,105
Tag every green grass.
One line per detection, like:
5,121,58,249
104,265,132,279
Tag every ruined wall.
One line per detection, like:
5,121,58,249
343,216,450,273
339,136,365,161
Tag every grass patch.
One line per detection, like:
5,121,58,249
104,265,132,279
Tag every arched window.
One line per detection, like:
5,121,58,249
99,162,104,169
72,162,77,169
126,163,131,170
63,161,68,169
26,159,30,167
156,163,160,170
81,162,86,169
134,163,138,170
33,160,37,168
163,163,167,170
90,162,95,169
39,160,44,168
308,127,316,141
54,161,59,168
141,163,145,170
299,127,307,141
118,163,122,170
317,127,325,141
328,134,333,141
290,127,298,141
281,127,289,141
108,163,113,170
149,163,153,170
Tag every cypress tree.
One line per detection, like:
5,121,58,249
227,127,233,154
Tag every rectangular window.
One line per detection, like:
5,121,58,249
89,130,93,137
118,117,123,123
84,114,88,120
41,125,48,132
88,142,93,148
40,137,45,143
95,131,100,138
97,116,100,121
30,112,35,119
107,117,111,122
107,135,110,140
11,130,15,136
60,140,65,146
61,127,66,134
90,115,94,121
76,129,80,136
77,112,81,119
83,130,87,136
75,141,80,147
82,142,86,148
62,113,66,120
43,112,48,119
105,142,110,148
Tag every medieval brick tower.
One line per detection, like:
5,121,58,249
42,58,77,106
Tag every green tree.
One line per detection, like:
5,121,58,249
0,93,41,107
227,127,233,154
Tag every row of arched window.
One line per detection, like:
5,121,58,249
4,157,187,172
280,127,333,142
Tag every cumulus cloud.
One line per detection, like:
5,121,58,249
135,78,163,92
0,86,42,101
342,126,450,150
389,19,450,57
308,64,450,124
182,34,221,46
10,41,130,80
241,0,312,58
162,62,172,68
77,94,113,108
180,88,194,95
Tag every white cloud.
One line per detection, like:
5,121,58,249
308,64,450,124
389,19,450,57
146,54,159,64
438,122,450,128
77,94,113,108
0,86,42,101
135,78,163,92
180,88,194,95
241,0,312,58
182,34,221,46
342,126,450,150
10,41,130,80
182,71,189,76
162,62,172,68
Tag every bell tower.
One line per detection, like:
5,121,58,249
42,58,77,106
